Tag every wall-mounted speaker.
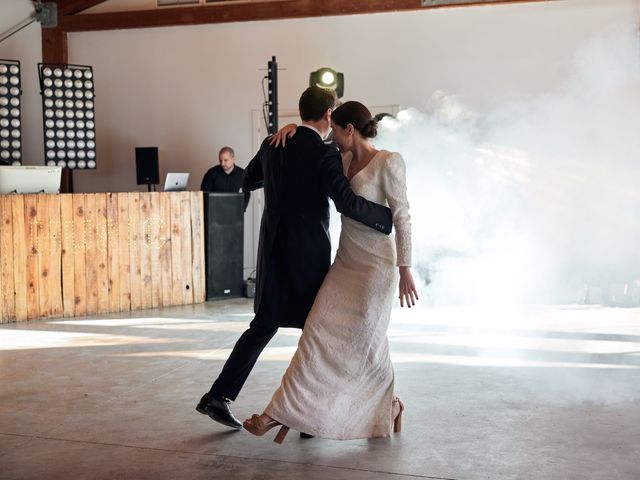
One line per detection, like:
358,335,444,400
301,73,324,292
135,147,159,185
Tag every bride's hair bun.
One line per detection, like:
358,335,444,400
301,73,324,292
360,119,378,139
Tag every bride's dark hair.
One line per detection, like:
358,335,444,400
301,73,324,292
331,101,377,139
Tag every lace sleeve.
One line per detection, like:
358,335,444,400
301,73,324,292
382,152,412,266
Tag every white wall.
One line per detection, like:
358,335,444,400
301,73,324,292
2,0,638,276
65,0,640,191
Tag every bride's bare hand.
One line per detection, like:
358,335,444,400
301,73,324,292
398,267,419,308
269,123,298,147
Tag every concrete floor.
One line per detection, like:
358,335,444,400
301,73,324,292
1,299,639,479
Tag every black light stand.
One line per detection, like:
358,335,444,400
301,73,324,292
267,56,278,135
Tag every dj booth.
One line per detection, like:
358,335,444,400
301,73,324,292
0,191,206,323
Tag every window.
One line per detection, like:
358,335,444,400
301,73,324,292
157,0,199,6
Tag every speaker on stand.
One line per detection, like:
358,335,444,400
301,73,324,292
135,147,159,192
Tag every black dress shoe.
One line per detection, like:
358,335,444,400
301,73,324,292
196,393,242,430
300,432,314,439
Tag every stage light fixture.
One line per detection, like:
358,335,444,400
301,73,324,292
38,63,97,170
321,70,335,85
309,67,344,98
0,59,23,165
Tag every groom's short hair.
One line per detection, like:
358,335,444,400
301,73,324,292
299,86,337,121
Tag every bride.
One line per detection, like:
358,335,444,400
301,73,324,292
243,100,417,442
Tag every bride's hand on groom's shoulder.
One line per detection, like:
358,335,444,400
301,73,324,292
269,123,298,147
398,266,418,308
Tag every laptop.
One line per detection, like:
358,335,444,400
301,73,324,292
163,173,189,192
0,165,62,194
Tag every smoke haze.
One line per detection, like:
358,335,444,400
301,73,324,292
374,23,640,306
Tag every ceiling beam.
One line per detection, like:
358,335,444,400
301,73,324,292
57,0,559,32
57,0,110,16
41,28,68,64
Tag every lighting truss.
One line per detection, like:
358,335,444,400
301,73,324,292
38,63,97,170
0,59,23,165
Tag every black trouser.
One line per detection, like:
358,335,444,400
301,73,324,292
209,314,278,402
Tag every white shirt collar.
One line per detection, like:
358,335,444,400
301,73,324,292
299,123,324,140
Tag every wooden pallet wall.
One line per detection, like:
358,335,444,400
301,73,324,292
0,191,205,323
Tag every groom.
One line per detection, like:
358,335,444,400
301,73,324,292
196,86,392,429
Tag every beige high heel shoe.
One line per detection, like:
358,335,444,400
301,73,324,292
392,397,404,433
243,414,290,444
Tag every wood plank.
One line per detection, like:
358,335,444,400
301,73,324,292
149,193,162,308
139,193,153,310
0,196,15,323
159,192,172,307
1,192,209,322
128,192,142,311
197,192,206,303
48,194,63,317
72,194,87,316
95,193,110,314
11,196,27,322
37,195,53,319
117,192,131,311
56,0,556,32
190,191,205,304
84,194,98,315
170,193,183,306
180,192,194,305
23,195,40,320
106,193,120,312
60,194,75,317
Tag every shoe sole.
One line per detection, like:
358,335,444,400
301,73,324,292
195,406,242,430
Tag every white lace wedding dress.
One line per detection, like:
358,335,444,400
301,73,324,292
264,150,412,439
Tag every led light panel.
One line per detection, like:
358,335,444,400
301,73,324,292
0,59,23,165
38,63,97,170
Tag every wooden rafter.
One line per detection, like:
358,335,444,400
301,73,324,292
57,0,559,32
57,0,110,16
41,28,68,63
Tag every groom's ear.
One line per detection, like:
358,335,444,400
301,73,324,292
324,108,332,121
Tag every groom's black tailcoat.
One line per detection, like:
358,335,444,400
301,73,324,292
209,127,391,401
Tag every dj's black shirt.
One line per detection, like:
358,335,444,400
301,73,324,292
200,165,250,209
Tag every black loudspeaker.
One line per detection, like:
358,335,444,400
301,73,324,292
204,193,244,300
135,147,159,185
